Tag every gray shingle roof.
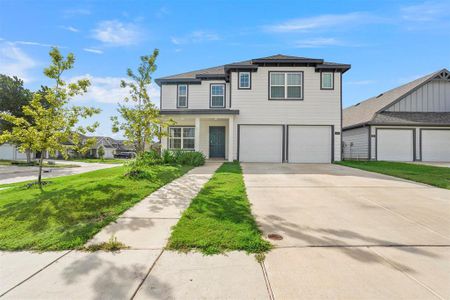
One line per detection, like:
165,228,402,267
155,54,349,83
371,112,450,125
343,69,448,129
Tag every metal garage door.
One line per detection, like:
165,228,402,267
239,125,283,162
377,129,414,161
0,144,15,160
288,126,332,163
421,129,450,162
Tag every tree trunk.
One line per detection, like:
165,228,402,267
38,155,44,186
26,149,31,163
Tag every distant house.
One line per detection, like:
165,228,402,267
343,68,450,162
0,143,33,161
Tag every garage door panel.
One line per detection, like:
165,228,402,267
239,125,283,163
377,129,414,161
422,130,450,162
288,126,332,163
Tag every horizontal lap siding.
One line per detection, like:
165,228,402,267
230,67,341,161
342,127,369,160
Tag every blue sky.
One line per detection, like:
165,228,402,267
1,0,449,138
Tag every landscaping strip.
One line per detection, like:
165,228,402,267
0,164,192,250
167,162,271,255
337,161,450,190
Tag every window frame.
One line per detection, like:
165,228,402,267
168,126,195,151
268,71,304,100
176,84,188,108
209,83,226,108
238,71,251,89
320,71,334,90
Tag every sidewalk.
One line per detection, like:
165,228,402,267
1,163,270,299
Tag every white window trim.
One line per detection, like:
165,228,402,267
210,84,225,108
177,84,188,108
168,127,195,150
269,72,303,100
321,72,334,90
238,72,251,89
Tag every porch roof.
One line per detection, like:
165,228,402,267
159,109,239,115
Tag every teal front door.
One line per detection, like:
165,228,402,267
209,126,225,158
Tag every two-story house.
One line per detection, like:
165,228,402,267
156,54,351,163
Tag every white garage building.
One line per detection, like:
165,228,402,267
343,68,450,162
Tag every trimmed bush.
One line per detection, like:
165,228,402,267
161,150,205,166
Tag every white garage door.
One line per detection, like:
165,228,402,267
239,125,283,162
288,126,332,163
421,130,450,162
377,129,414,161
0,144,15,160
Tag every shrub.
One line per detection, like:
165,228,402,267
172,150,205,166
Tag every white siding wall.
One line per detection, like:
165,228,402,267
161,80,230,109
369,126,450,160
342,127,369,160
386,79,450,112
230,67,342,161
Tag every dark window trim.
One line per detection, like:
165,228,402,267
320,71,334,90
238,71,251,90
268,71,304,101
167,126,195,151
176,84,188,108
209,83,226,108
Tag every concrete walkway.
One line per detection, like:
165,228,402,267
0,160,119,185
242,163,450,300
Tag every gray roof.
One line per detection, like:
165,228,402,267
343,69,449,129
155,54,350,84
371,112,450,125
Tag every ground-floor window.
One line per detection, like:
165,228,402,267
169,127,195,150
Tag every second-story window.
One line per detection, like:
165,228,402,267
210,84,225,108
321,72,334,90
177,84,188,108
238,72,251,89
269,72,303,100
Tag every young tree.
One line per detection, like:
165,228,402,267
0,48,100,186
98,145,105,160
111,49,173,155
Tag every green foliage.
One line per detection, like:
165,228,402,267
0,165,192,250
0,74,33,131
337,161,450,189
161,150,205,166
97,145,105,160
111,49,174,155
167,162,271,255
0,47,100,185
82,235,129,252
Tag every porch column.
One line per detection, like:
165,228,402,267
228,116,234,162
195,117,200,152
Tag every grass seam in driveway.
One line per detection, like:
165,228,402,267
167,161,271,255
0,164,192,250
336,161,450,190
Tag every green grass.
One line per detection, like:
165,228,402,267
0,164,192,250
167,162,271,255
67,158,127,164
337,161,450,189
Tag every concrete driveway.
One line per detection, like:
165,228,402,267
242,163,450,299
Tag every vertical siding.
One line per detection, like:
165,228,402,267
342,127,369,159
386,79,450,112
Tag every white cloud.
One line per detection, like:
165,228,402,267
400,1,450,29
63,8,91,17
83,48,103,54
0,42,37,82
14,40,55,47
265,12,376,32
92,20,141,46
70,74,160,105
171,31,220,45
61,26,79,33
294,38,346,48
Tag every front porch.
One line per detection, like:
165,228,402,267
161,115,235,162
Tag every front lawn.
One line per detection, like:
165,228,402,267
0,164,192,250
337,161,450,189
167,162,271,255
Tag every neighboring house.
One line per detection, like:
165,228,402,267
86,136,118,159
342,68,450,162
156,54,350,163
0,143,33,160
